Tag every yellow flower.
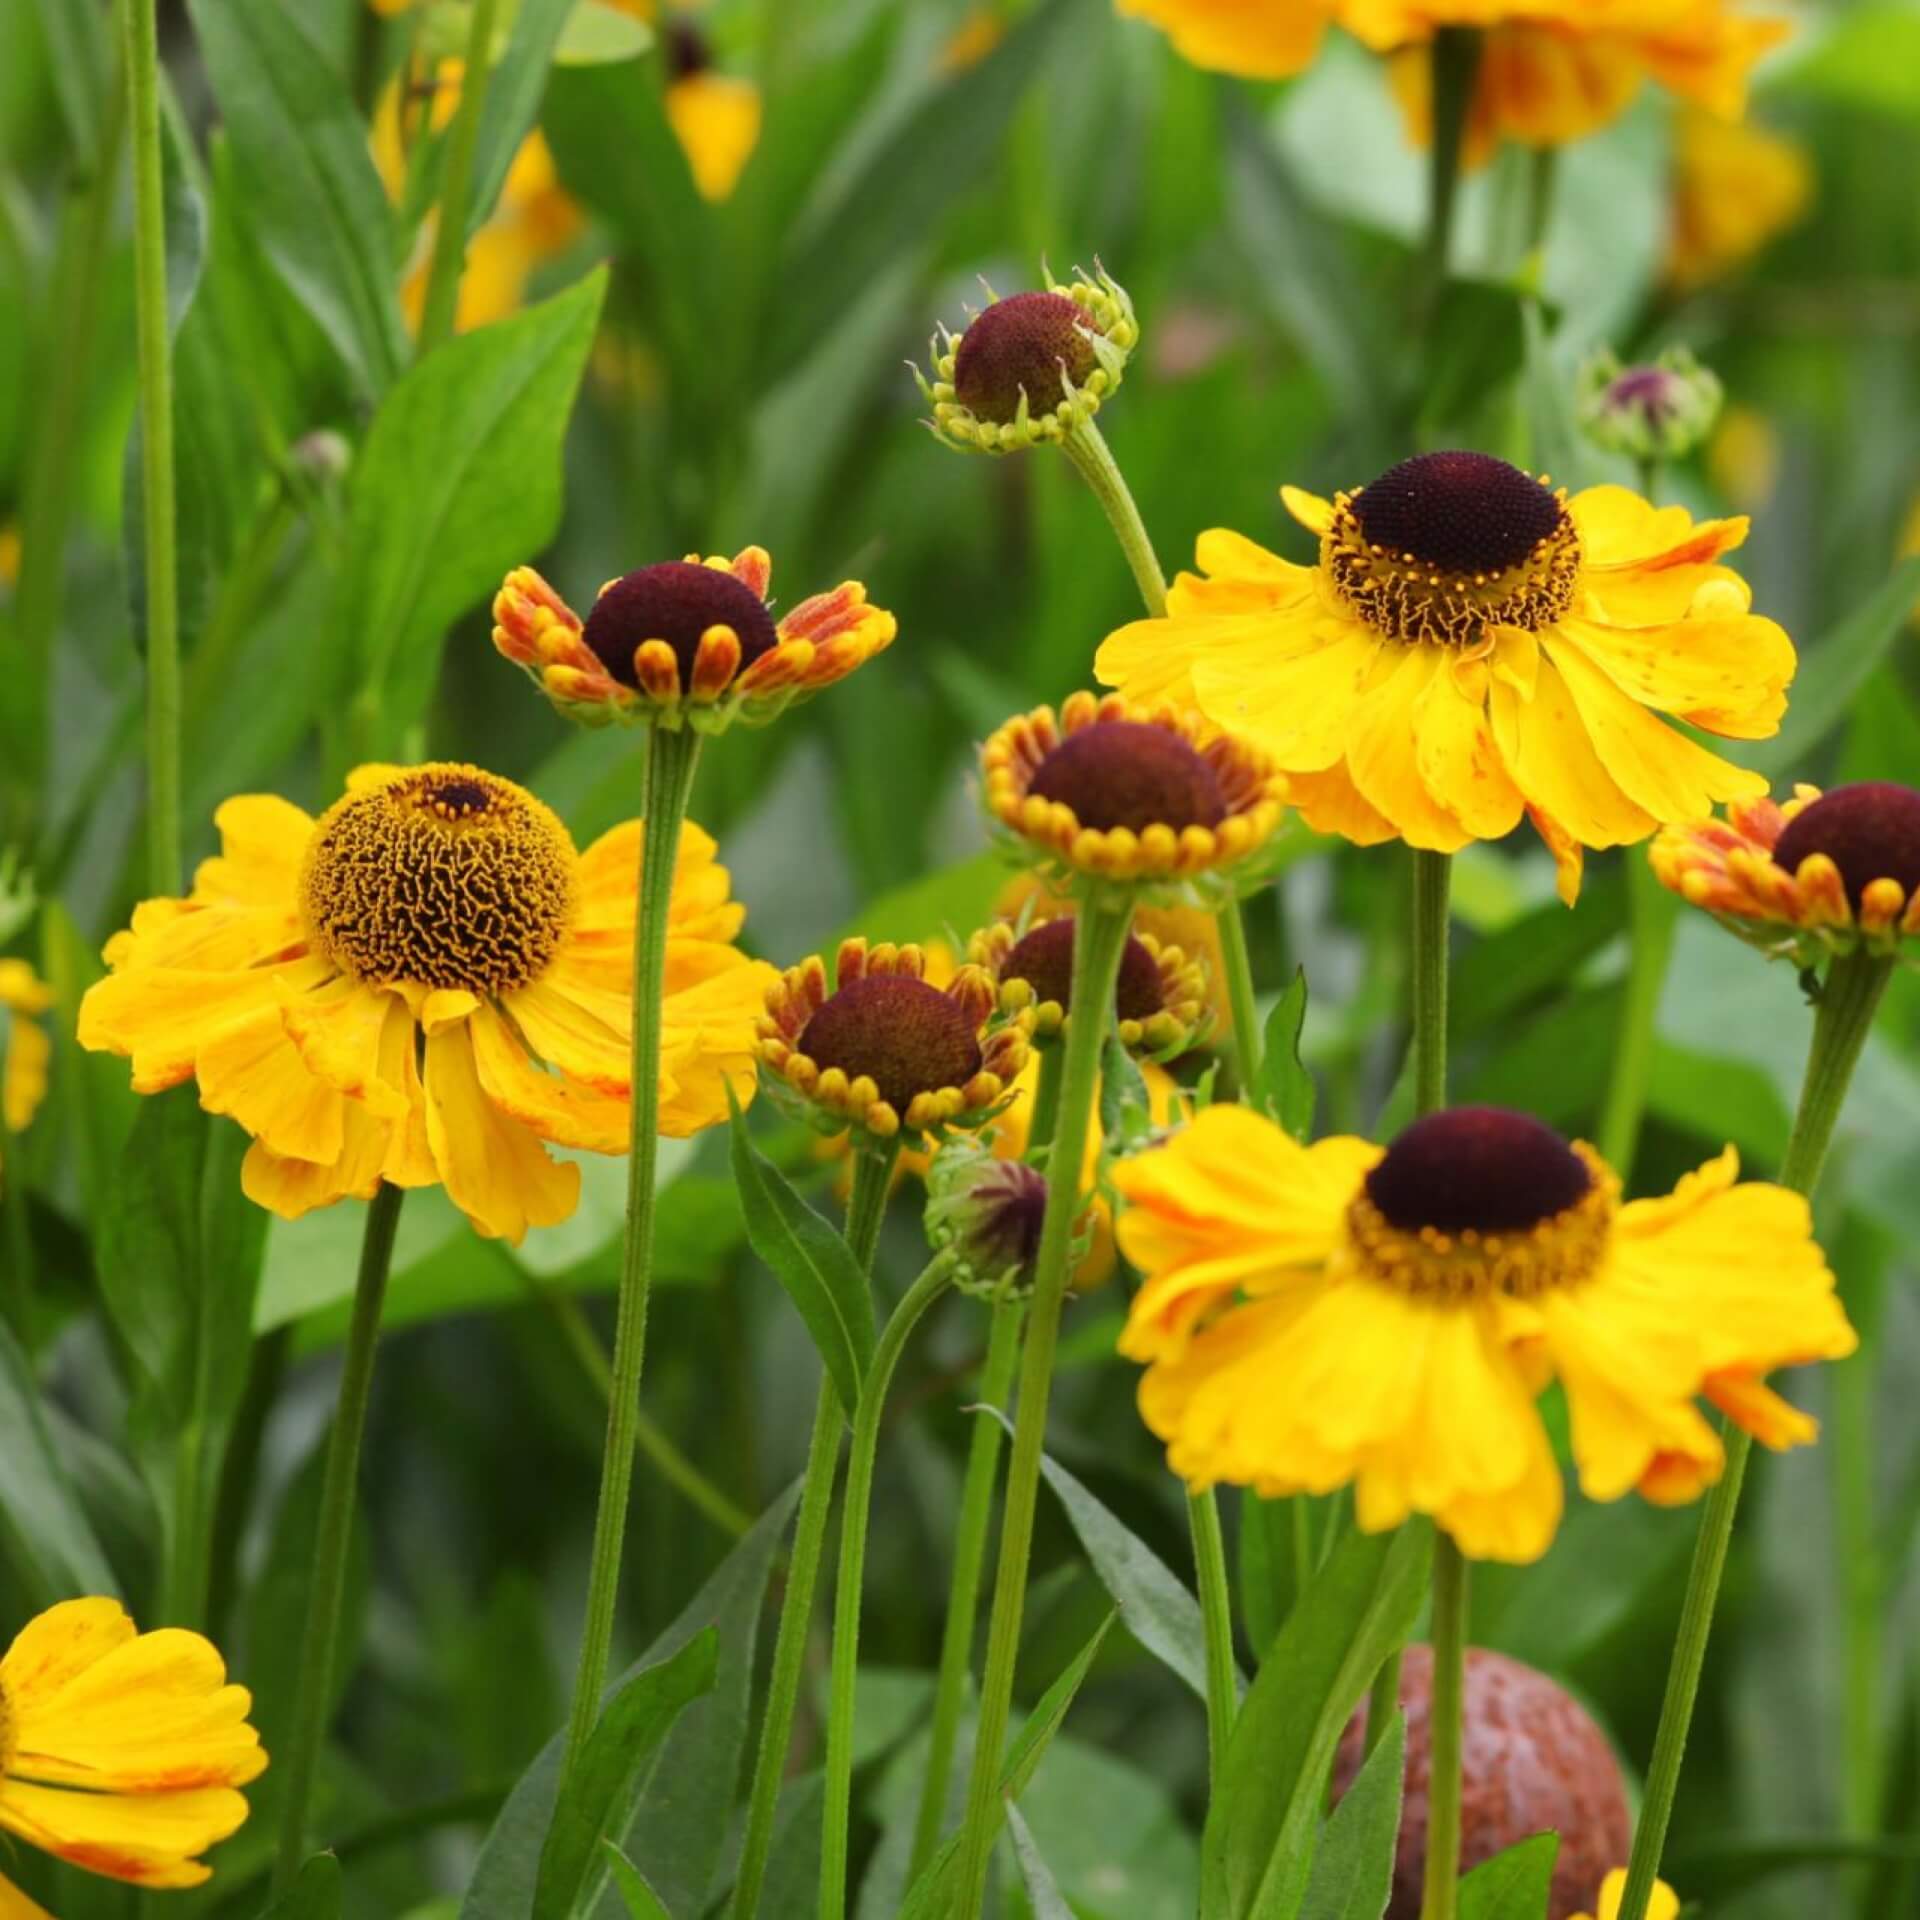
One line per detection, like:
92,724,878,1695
0,960,53,1138
982,692,1285,899
1114,1102,1854,1563
1706,402,1783,512
79,765,773,1242
1098,454,1794,903
758,939,1030,1146
493,547,896,734
941,6,1006,71
0,1597,264,1907
665,69,762,201
1574,1868,1681,1920
1652,782,1920,967
1349,0,1790,162
1114,0,1334,80
1668,106,1811,291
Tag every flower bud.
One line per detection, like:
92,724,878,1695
1576,346,1723,463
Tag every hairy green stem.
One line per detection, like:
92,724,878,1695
1414,28,1482,346
1616,948,1894,1920
1061,416,1167,617
821,1254,957,1920
273,1180,405,1890
414,0,501,356
1188,1486,1238,1787
1596,855,1679,1178
1217,892,1264,1098
732,1143,895,1918
1834,1338,1881,1837
1025,1044,1066,1161
952,896,1134,1915
1420,1537,1470,1920
562,724,703,1779
909,1295,1025,1876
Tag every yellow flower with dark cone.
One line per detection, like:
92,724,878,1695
1098,453,1794,903
970,915,1208,1058
1114,0,1333,79
1652,782,1920,968
79,765,773,1241
758,939,1030,1147
660,20,762,201
0,1598,264,1907
983,692,1284,899
1574,1870,1680,1920
1114,1103,1854,1563
493,548,895,733
1667,106,1811,292
1,960,53,1140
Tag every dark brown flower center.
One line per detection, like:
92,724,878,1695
799,976,983,1113
1352,452,1563,578
1771,782,1920,909
1028,722,1226,835
666,19,712,78
1002,917,1164,1021
953,291,1100,426
582,562,779,690
1365,1107,1591,1236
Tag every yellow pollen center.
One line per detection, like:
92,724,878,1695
1323,489,1582,646
1344,1145,1617,1302
299,764,578,996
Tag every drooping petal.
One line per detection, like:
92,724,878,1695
1342,644,1474,850
192,795,315,906
468,1003,629,1153
1553,612,1792,740
1490,650,1656,853
1414,652,1527,841
0,1777,246,1889
1191,618,1381,774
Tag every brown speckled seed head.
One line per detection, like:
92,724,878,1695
1331,1646,1630,1920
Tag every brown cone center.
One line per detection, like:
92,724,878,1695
799,976,984,1113
1002,916,1164,1021
582,562,779,690
952,291,1099,425
1352,451,1562,577
1365,1107,1591,1236
1771,782,1920,908
1028,722,1226,836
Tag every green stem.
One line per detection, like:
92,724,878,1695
1414,28,1482,348
0,1026,33,1342
821,1254,957,1920
909,1295,1025,1877
1187,1486,1238,1788
1216,896,1263,1098
1420,1536,1470,1920
1523,146,1559,267
1025,1045,1066,1161
732,1143,895,1919
414,0,501,357
1595,855,1679,1179
1615,948,1894,1920
272,1180,405,1891
561,724,702,1779
1290,1497,1314,1604
1411,850,1451,1118
952,895,1135,1915
1834,1341,1881,1837
1060,417,1168,617
123,0,179,896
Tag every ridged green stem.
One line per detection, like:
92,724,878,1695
909,1296,1025,1876
561,723,703,1780
272,1180,405,1891
414,0,500,356
1596,854,1679,1178
1420,1536,1470,1920
1616,948,1894,1920
732,1143,895,1918
821,1254,957,1920
951,896,1134,1916
1414,28,1482,345
1188,1486,1238,1788
1060,416,1167,617
1217,892,1263,1098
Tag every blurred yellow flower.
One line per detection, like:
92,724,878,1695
0,1597,264,1903
1667,106,1811,290
1706,402,1782,512
1114,0,1333,79
0,526,20,591
1115,1103,1854,1563
0,960,52,1139
941,6,1006,71
80,765,771,1240
1574,1868,1680,1920
665,66,762,200
1099,454,1794,903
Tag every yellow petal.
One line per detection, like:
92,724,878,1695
1553,613,1792,741
1191,617,1380,774
282,979,411,1121
0,1869,57,1920
4,1014,50,1134
195,1008,345,1167
1,1600,137,1712
240,1133,382,1220
1490,650,1655,852
1342,645,1474,850
0,963,54,1017
665,70,761,202
653,957,780,1138
1415,654,1526,841
0,1776,246,1889
1281,763,1398,846
510,974,632,1098
193,795,314,906
468,1002,629,1153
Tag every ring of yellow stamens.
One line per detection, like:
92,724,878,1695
1322,482,1581,647
299,764,576,996
1345,1144,1617,1303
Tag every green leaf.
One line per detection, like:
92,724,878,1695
1457,1833,1560,1919
1450,866,1625,1036
1749,556,1920,778
762,0,1078,383
1787,3,1920,117
1419,279,1528,444
1005,1803,1077,1920
1205,1524,1431,1920
342,269,606,751
728,1099,874,1414
1300,1713,1404,1920
1238,1492,1288,1661
28,0,111,164
257,1852,344,1918
601,1846,672,1920
532,1630,718,1920
1255,968,1316,1141
555,1,654,64
468,0,606,235
1097,1035,1154,1152
186,0,408,396
981,1408,1234,1705
1666,1833,1920,1901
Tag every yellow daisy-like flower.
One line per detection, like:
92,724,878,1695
1667,105,1812,292
1113,0,1333,80
1098,453,1794,903
757,939,1030,1146
983,692,1285,899
1574,1869,1680,1920
0,960,53,1139
79,765,772,1242
1114,1102,1854,1563
0,1597,264,1909
1349,0,1789,163
970,916,1209,1057
493,548,896,734
1652,782,1920,967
